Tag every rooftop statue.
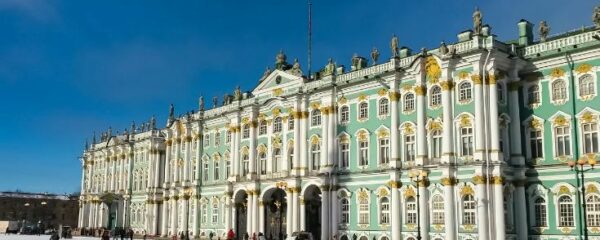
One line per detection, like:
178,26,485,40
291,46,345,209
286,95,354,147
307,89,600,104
212,96,218,108
439,41,449,56
275,50,291,70
351,53,367,70
370,47,380,65
390,34,399,58
169,104,174,118
539,20,550,42
593,6,600,28
150,115,156,129
199,96,205,111
291,59,303,76
130,121,136,134
323,58,336,76
234,86,242,100
473,7,483,35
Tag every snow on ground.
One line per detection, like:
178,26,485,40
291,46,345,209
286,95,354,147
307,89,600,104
0,235,96,240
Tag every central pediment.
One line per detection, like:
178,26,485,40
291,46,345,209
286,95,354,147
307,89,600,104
252,69,304,96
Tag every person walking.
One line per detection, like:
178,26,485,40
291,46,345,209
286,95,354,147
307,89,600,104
227,229,235,240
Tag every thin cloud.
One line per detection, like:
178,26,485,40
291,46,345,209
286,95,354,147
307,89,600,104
0,0,58,23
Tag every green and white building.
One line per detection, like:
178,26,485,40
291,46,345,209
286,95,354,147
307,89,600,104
79,16,600,240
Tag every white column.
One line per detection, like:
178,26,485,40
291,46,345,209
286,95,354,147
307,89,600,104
293,111,301,176
183,138,191,182
267,123,273,174
246,193,253,235
258,200,265,234
165,142,172,184
415,84,427,166
475,176,489,240
442,175,457,240
249,121,257,176
111,159,117,191
508,79,525,166
182,197,189,236
330,189,338,238
152,202,159,235
441,80,455,163
231,203,237,234
300,101,308,175
170,198,178,236
251,193,258,235
225,196,232,231
292,190,299,232
328,104,336,168
286,189,293,236
173,141,181,183
161,199,169,236
492,176,506,240
514,182,527,239
474,73,485,161
320,187,330,240
390,88,400,168
487,74,501,162
193,197,200,238
391,181,401,240
320,109,329,170
418,184,429,240
299,197,306,231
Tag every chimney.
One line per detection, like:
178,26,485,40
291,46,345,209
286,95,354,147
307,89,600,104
518,19,533,46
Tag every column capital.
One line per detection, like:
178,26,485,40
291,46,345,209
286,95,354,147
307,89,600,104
490,176,504,185
440,177,458,186
472,175,487,185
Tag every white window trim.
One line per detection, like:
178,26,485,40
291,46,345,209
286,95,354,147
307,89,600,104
356,189,371,225
526,184,550,230
522,116,546,164
549,114,573,161
428,85,442,109
355,130,370,169
456,80,473,105
378,196,391,225
576,109,600,156
576,72,598,101
357,100,370,122
523,81,542,109
402,91,416,114
497,80,507,105
377,97,390,119
339,105,350,125
549,78,569,106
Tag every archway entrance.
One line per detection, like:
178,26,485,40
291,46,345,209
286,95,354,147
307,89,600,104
100,193,120,230
303,185,321,240
234,191,248,240
263,188,287,240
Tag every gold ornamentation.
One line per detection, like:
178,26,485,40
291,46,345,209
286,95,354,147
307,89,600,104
377,129,389,138
491,176,503,185
440,81,454,91
440,177,457,186
560,227,573,234
460,185,474,196
377,188,389,197
275,181,288,188
587,184,599,194
558,185,571,195
414,85,426,96
387,180,401,189
576,63,593,74
241,146,249,155
471,74,482,84
487,73,497,85
310,136,320,145
388,91,400,101
458,71,469,80
459,115,472,127
357,130,369,142
553,115,568,126
401,84,412,91
581,112,597,123
257,145,267,154
272,136,282,148
377,88,388,96
272,108,281,116
241,117,250,124
550,67,566,78
339,135,349,144
357,189,369,201
428,121,443,131
529,118,543,130
358,94,368,101
425,56,441,83
472,175,486,184
404,187,416,199
310,102,321,109
338,96,347,104
273,88,283,97
402,124,414,134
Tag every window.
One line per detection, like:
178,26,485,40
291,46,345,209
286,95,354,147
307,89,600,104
431,129,442,160
552,80,567,101
204,134,210,146
214,132,220,146
582,122,599,154
340,106,350,123
459,82,472,102
530,128,544,159
404,134,415,162
340,141,349,169
461,126,474,157
555,125,571,157
379,98,389,116
380,197,390,224
288,115,295,130
273,117,283,133
359,102,369,120
463,194,476,225
242,153,249,176
212,203,219,223
311,142,320,171
406,196,417,224
587,195,600,227
259,152,267,175
533,197,547,227
359,140,369,166
225,160,231,178
213,160,220,180
288,147,294,170
341,198,349,224
558,195,574,227
404,93,415,111
259,121,267,135
273,148,282,172
580,74,595,97
379,138,390,164
430,86,442,107
432,195,444,225
203,161,209,181
242,124,250,138
497,83,505,103
358,196,369,224
201,204,208,223
528,85,540,105
311,110,322,126
226,131,231,144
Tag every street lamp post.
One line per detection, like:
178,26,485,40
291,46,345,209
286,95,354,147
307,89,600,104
568,157,596,240
408,169,427,240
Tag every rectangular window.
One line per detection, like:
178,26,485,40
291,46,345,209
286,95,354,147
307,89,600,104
432,131,442,160
359,141,369,166
242,155,249,176
212,205,218,223
226,161,231,178
555,126,571,157
288,116,295,130
461,127,473,157
404,135,415,162
204,134,210,146
359,202,369,224
530,129,543,159
288,148,294,170
379,138,390,164
215,132,221,146
340,142,349,168
341,199,349,224
311,144,320,171
406,201,417,224
214,161,220,180
203,162,209,181
260,153,267,175
583,123,599,154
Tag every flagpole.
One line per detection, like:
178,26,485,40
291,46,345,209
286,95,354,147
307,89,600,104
307,0,312,80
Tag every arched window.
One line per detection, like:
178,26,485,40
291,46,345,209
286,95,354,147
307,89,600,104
380,237,389,240
530,128,544,159
554,125,571,157
430,86,442,107
212,203,219,223
406,238,416,240
288,146,294,170
463,194,476,225
404,93,415,111
582,122,599,154
406,196,417,224
380,197,390,224
404,133,415,162
359,102,369,120
579,74,595,97
203,161,209,181
311,141,320,171
558,195,574,227
359,138,369,166
378,98,389,116
215,132,221,146
201,204,208,223
458,82,472,102
339,140,349,169
460,126,474,157
533,197,547,227
497,83,505,103
273,148,282,172
259,120,267,135
527,85,540,104
359,237,368,240
204,134,210,146
340,106,350,123
358,196,369,224
431,129,442,161
586,194,600,227
552,80,567,101
213,160,220,180
273,117,282,133
311,109,322,126
226,130,232,143
242,124,250,138
288,115,295,130
242,153,249,176
432,195,445,224
340,198,350,224
259,151,267,175
379,137,390,164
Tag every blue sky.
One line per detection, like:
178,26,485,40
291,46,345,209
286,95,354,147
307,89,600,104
0,0,595,194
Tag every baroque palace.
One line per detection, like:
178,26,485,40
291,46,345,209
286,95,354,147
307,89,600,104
79,9,600,240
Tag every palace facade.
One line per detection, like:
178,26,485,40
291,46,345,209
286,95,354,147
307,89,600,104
79,15,600,240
